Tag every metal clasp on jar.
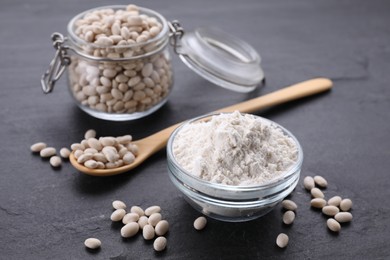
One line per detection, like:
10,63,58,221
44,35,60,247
168,20,184,54
41,33,71,93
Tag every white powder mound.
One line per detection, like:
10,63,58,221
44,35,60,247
172,111,298,186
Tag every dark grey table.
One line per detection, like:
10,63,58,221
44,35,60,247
1,0,389,259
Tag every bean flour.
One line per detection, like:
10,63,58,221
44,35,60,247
172,111,298,186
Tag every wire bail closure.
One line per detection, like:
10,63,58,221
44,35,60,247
168,20,184,55
41,33,71,93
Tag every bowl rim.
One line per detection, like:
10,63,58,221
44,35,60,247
167,112,304,192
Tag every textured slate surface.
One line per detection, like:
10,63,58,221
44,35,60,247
0,0,389,259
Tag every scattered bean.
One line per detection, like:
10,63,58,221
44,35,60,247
138,216,149,229
283,210,295,225
314,175,328,188
328,196,342,207
155,220,169,236
311,198,327,209
303,176,315,191
130,206,144,216
142,224,155,240
123,213,140,224
335,212,353,223
276,233,289,248
49,156,61,167
327,218,341,232
340,198,353,211
31,142,47,152
112,200,126,210
148,213,162,227
153,236,167,252
121,222,140,238
40,147,56,158
145,205,161,216
322,205,340,217
111,208,126,222
84,238,101,249
59,147,71,159
193,216,207,231
281,200,297,211
311,187,325,198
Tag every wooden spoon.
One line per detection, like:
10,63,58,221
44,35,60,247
70,78,333,176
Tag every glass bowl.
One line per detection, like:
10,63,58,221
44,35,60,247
166,113,303,222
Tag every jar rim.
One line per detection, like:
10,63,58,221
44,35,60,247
66,5,169,55
167,112,304,192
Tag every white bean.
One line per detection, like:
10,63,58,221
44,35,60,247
303,176,315,191
93,152,107,163
138,216,149,229
141,63,153,77
31,142,47,152
322,205,340,217
142,224,155,240
153,236,167,252
116,135,132,144
121,222,139,238
71,143,84,151
77,153,94,164
100,137,117,146
112,200,126,210
281,200,297,211
340,198,353,211
314,175,328,188
334,212,353,223
130,206,144,216
155,220,169,236
193,216,207,230
84,148,98,154
40,147,56,158
311,187,324,198
327,218,341,232
111,208,126,222
148,213,162,227
282,211,295,225
59,148,71,159
276,233,289,248
102,146,118,163
311,198,327,209
50,156,62,167
122,213,140,224
145,205,161,216
84,129,96,139
84,238,101,249
84,159,98,169
328,196,342,207
123,152,135,164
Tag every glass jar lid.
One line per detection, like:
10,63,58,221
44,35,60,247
176,27,264,93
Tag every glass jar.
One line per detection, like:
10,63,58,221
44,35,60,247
42,5,173,121
42,5,264,121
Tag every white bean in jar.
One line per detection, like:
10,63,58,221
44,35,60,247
66,5,173,120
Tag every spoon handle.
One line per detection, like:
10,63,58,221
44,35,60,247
215,77,333,114
144,77,332,148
